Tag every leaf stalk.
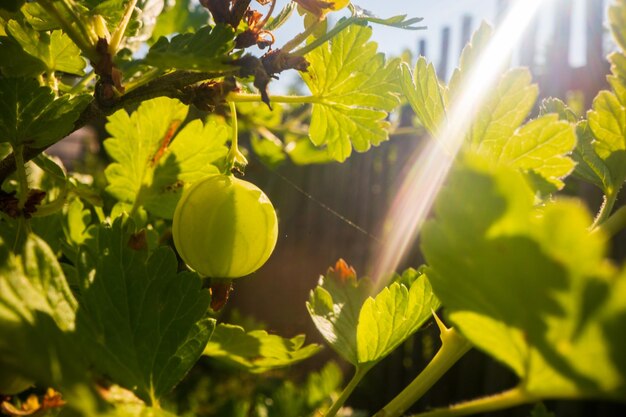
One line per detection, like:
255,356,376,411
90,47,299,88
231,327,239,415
228,92,318,104
226,101,248,173
593,189,619,228
407,386,535,417
374,319,471,417
323,364,373,417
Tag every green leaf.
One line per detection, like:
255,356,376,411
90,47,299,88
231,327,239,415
302,24,401,162
0,78,91,148
356,269,439,364
85,0,165,52
21,3,60,31
572,121,612,192
251,133,286,168
149,0,209,43
447,22,493,99
203,324,321,373
64,197,92,247
401,59,446,137
460,68,576,191
352,9,425,31
304,361,343,408
0,234,88,390
539,97,579,123
307,260,373,365
286,135,334,165
608,52,626,105
75,217,214,404
145,24,236,72
467,68,538,151
7,20,85,75
494,114,576,191
103,97,229,219
265,1,297,31
609,0,626,53
0,234,75,332
542,92,613,194
588,90,626,191
0,143,9,160
422,159,626,399
0,34,47,77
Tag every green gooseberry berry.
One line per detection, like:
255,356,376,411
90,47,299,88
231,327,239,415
172,175,278,278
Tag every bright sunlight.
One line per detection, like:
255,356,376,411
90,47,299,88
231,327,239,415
371,0,552,288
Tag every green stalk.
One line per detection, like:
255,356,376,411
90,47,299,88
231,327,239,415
58,0,97,45
292,16,356,56
47,70,59,94
596,204,626,238
13,145,32,236
593,189,619,228
226,101,248,173
109,0,138,54
32,187,68,217
38,0,97,61
408,386,535,417
13,145,29,210
70,70,96,93
123,68,163,93
323,364,373,417
228,92,319,104
374,320,471,417
281,17,325,53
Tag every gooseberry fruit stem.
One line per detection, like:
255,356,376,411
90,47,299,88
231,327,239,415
227,101,248,174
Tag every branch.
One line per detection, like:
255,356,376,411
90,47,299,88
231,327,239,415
0,70,231,185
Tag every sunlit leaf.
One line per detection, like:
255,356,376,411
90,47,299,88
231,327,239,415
447,22,493,99
588,90,626,191
467,68,538,152
149,0,208,43
302,24,401,162
307,259,372,364
7,20,85,75
422,159,626,399
401,58,446,137
609,0,626,53
286,136,334,165
356,269,439,364
495,114,576,191
203,324,321,373
104,97,229,219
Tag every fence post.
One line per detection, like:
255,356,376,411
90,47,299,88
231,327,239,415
585,0,608,107
418,38,427,58
519,14,539,70
543,0,573,99
437,27,451,80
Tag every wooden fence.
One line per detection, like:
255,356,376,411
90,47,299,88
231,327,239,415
423,0,609,108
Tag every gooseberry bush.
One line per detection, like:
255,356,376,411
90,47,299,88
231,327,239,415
0,0,625,416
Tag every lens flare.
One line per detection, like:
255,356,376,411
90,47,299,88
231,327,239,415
370,0,548,288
